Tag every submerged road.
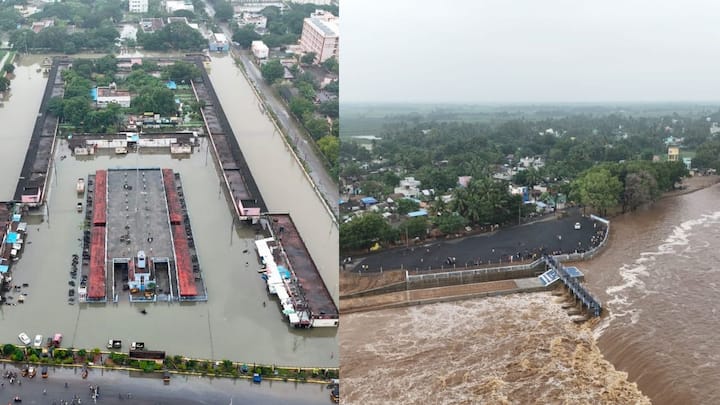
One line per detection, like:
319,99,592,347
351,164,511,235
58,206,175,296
353,213,607,272
203,4,339,220
232,48,339,218
0,366,329,404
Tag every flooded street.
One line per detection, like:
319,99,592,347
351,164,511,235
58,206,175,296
0,55,337,368
0,366,330,404
208,55,338,303
0,55,48,199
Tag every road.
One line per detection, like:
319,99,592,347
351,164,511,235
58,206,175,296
0,365,331,404
352,214,607,272
204,1,339,221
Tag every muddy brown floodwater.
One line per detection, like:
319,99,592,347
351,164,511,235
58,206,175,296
343,179,720,404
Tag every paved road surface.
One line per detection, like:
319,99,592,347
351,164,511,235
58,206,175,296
0,365,330,404
353,214,607,272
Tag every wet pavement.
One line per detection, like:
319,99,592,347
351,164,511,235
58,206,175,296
353,212,606,272
0,365,330,404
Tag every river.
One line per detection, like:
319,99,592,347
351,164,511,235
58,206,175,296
0,54,337,369
342,182,720,404
583,182,720,404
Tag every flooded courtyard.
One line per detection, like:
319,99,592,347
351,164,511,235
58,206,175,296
0,55,338,368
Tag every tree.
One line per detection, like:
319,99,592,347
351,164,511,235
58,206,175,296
63,97,92,127
398,217,428,239
260,60,284,83
303,116,330,140
623,170,659,212
46,96,65,117
296,81,315,100
360,180,387,198
433,213,468,235
322,57,338,74
173,9,196,21
397,198,420,215
131,86,176,116
571,168,623,216
163,61,201,83
138,22,207,51
317,135,339,166
2,344,17,357
318,99,339,118
232,26,260,48
2,63,15,74
301,52,316,65
213,1,234,22
340,213,397,251
289,97,313,118
94,54,118,76
323,80,338,95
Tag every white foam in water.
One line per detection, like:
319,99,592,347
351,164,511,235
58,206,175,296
598,211,720,339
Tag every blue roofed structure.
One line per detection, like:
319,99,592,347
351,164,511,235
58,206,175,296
407,209,428,218
166,80,177,90
361,197,378,205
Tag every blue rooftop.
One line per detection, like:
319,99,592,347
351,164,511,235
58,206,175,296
407,209,428,218
361,197,378,205
166,80,177,90
90,88,98,101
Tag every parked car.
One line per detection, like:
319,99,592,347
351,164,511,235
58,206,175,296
17,332,30,346
574,222,581,230
33,334,43,348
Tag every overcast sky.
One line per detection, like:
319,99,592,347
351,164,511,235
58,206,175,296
341,0,720,104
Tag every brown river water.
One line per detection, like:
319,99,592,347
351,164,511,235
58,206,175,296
343,183,720,403
0,54,338,368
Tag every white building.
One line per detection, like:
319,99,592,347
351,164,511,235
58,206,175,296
238,12,267,29
129,0,148,13
165,0,194,14
251,40,269,59
394,177,421,198
299,10,339,63
96,83,131,108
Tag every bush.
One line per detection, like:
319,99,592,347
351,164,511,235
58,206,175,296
2,344,17,357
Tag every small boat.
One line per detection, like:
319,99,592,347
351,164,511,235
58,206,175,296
41,366,48,378
76,178,85,194
27,366,36,378
81,368,88,379
76,202,83,212
163,370,170,384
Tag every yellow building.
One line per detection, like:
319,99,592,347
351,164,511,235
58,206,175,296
668,146,680,162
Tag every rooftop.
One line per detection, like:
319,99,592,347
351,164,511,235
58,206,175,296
106,169,174,260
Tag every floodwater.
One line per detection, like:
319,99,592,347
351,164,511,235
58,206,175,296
582,183,720,404
1,366,330,405
343,183,720,404
341,294,649,404
0,55,337,368
0,54,48,199
207,54,339,303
